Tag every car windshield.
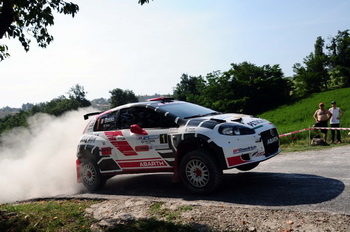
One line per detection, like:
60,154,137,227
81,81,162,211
159,102,220,119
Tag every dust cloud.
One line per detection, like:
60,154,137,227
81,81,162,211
0,108,96,204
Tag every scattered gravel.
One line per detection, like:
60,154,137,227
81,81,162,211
85,197,350,232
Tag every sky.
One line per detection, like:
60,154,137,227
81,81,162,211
1,0,350,108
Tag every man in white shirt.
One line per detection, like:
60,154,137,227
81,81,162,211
329,101,344,143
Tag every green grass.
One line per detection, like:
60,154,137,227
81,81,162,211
259,88,350,146
0,200,201,232
149,202,193,221
0,199,101,232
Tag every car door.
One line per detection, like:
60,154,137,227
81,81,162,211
114,106,175,170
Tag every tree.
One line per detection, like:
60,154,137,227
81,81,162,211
173,62,292,115
138,0,152,5
327,30,350,87
109,88,138,108
0,0,79,61
173,73,205,102
0,0,152,61
292,36,330,97
68,84,91,107
220,62,291,114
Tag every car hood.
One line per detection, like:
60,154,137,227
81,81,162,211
200,113,270,129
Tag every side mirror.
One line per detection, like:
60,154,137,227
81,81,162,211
130,124,148,135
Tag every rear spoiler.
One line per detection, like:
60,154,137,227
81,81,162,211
83,112,101,120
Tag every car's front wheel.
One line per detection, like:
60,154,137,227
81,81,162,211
80,158,106,191
180,149,223,194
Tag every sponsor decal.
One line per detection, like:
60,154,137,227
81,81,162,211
135,145,150,152
101,147,112,155
118,159,168,168
267,136,279,145
137,135,160,144
104,116,115,123
233,146,257,154
137,135,160,140
185,127,196,133
140,160,166,167
168,128,179,134
252,152,265,158
80,134,98,143
247,120,266,127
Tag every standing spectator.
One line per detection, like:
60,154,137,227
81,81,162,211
313,102,332,144
329,101,344,144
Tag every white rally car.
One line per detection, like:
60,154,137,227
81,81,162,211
76,98,280,194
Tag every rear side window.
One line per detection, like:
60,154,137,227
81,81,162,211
119,107,177,129
94,111,117,131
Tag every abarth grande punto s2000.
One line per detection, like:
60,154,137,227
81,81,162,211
76,97,280,194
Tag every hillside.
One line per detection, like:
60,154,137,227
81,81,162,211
0,107,20,118
259,88,350,142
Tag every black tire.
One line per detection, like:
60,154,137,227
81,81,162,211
80,158,106,191
236,162,259,171
180,149,223,194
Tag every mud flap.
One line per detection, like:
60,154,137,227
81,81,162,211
76,159,81,183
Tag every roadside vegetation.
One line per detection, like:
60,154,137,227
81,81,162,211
0,199,100,232
260,88,350,151
0,200,199,232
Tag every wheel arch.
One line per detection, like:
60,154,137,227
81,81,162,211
77,144,100,163
172,133,227,182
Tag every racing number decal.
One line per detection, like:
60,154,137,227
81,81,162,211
160,134,168,144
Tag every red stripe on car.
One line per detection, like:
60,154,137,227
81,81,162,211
105,131,138,156
227,156,248,167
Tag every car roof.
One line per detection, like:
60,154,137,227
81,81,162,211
110,97,178,111
88,98,179,119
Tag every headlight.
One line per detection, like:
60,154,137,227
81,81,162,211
219,124,255,135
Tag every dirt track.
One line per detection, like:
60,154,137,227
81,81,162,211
76,145,350,231
85,196,350,231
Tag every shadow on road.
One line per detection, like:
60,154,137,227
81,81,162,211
87,171,344,207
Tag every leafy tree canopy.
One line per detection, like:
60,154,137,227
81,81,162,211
174,62,292,115
109,88,138,108
0,84,91,134
68,84,91,108
292,30,350,97
327,30,350,87
0,0,79,61
0,0,152,61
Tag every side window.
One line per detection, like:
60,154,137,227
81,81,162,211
159,114,178,128
118,107,178,129
94,111,117,131
119,107,160,129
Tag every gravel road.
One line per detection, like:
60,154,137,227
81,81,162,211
74,145,350,231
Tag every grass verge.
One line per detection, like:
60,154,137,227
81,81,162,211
1,200,202,232
0,199,100,232
280,137,350,152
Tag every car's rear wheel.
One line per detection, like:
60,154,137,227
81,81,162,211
236,162,259,171
80,158,106,191
180,149,223,194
